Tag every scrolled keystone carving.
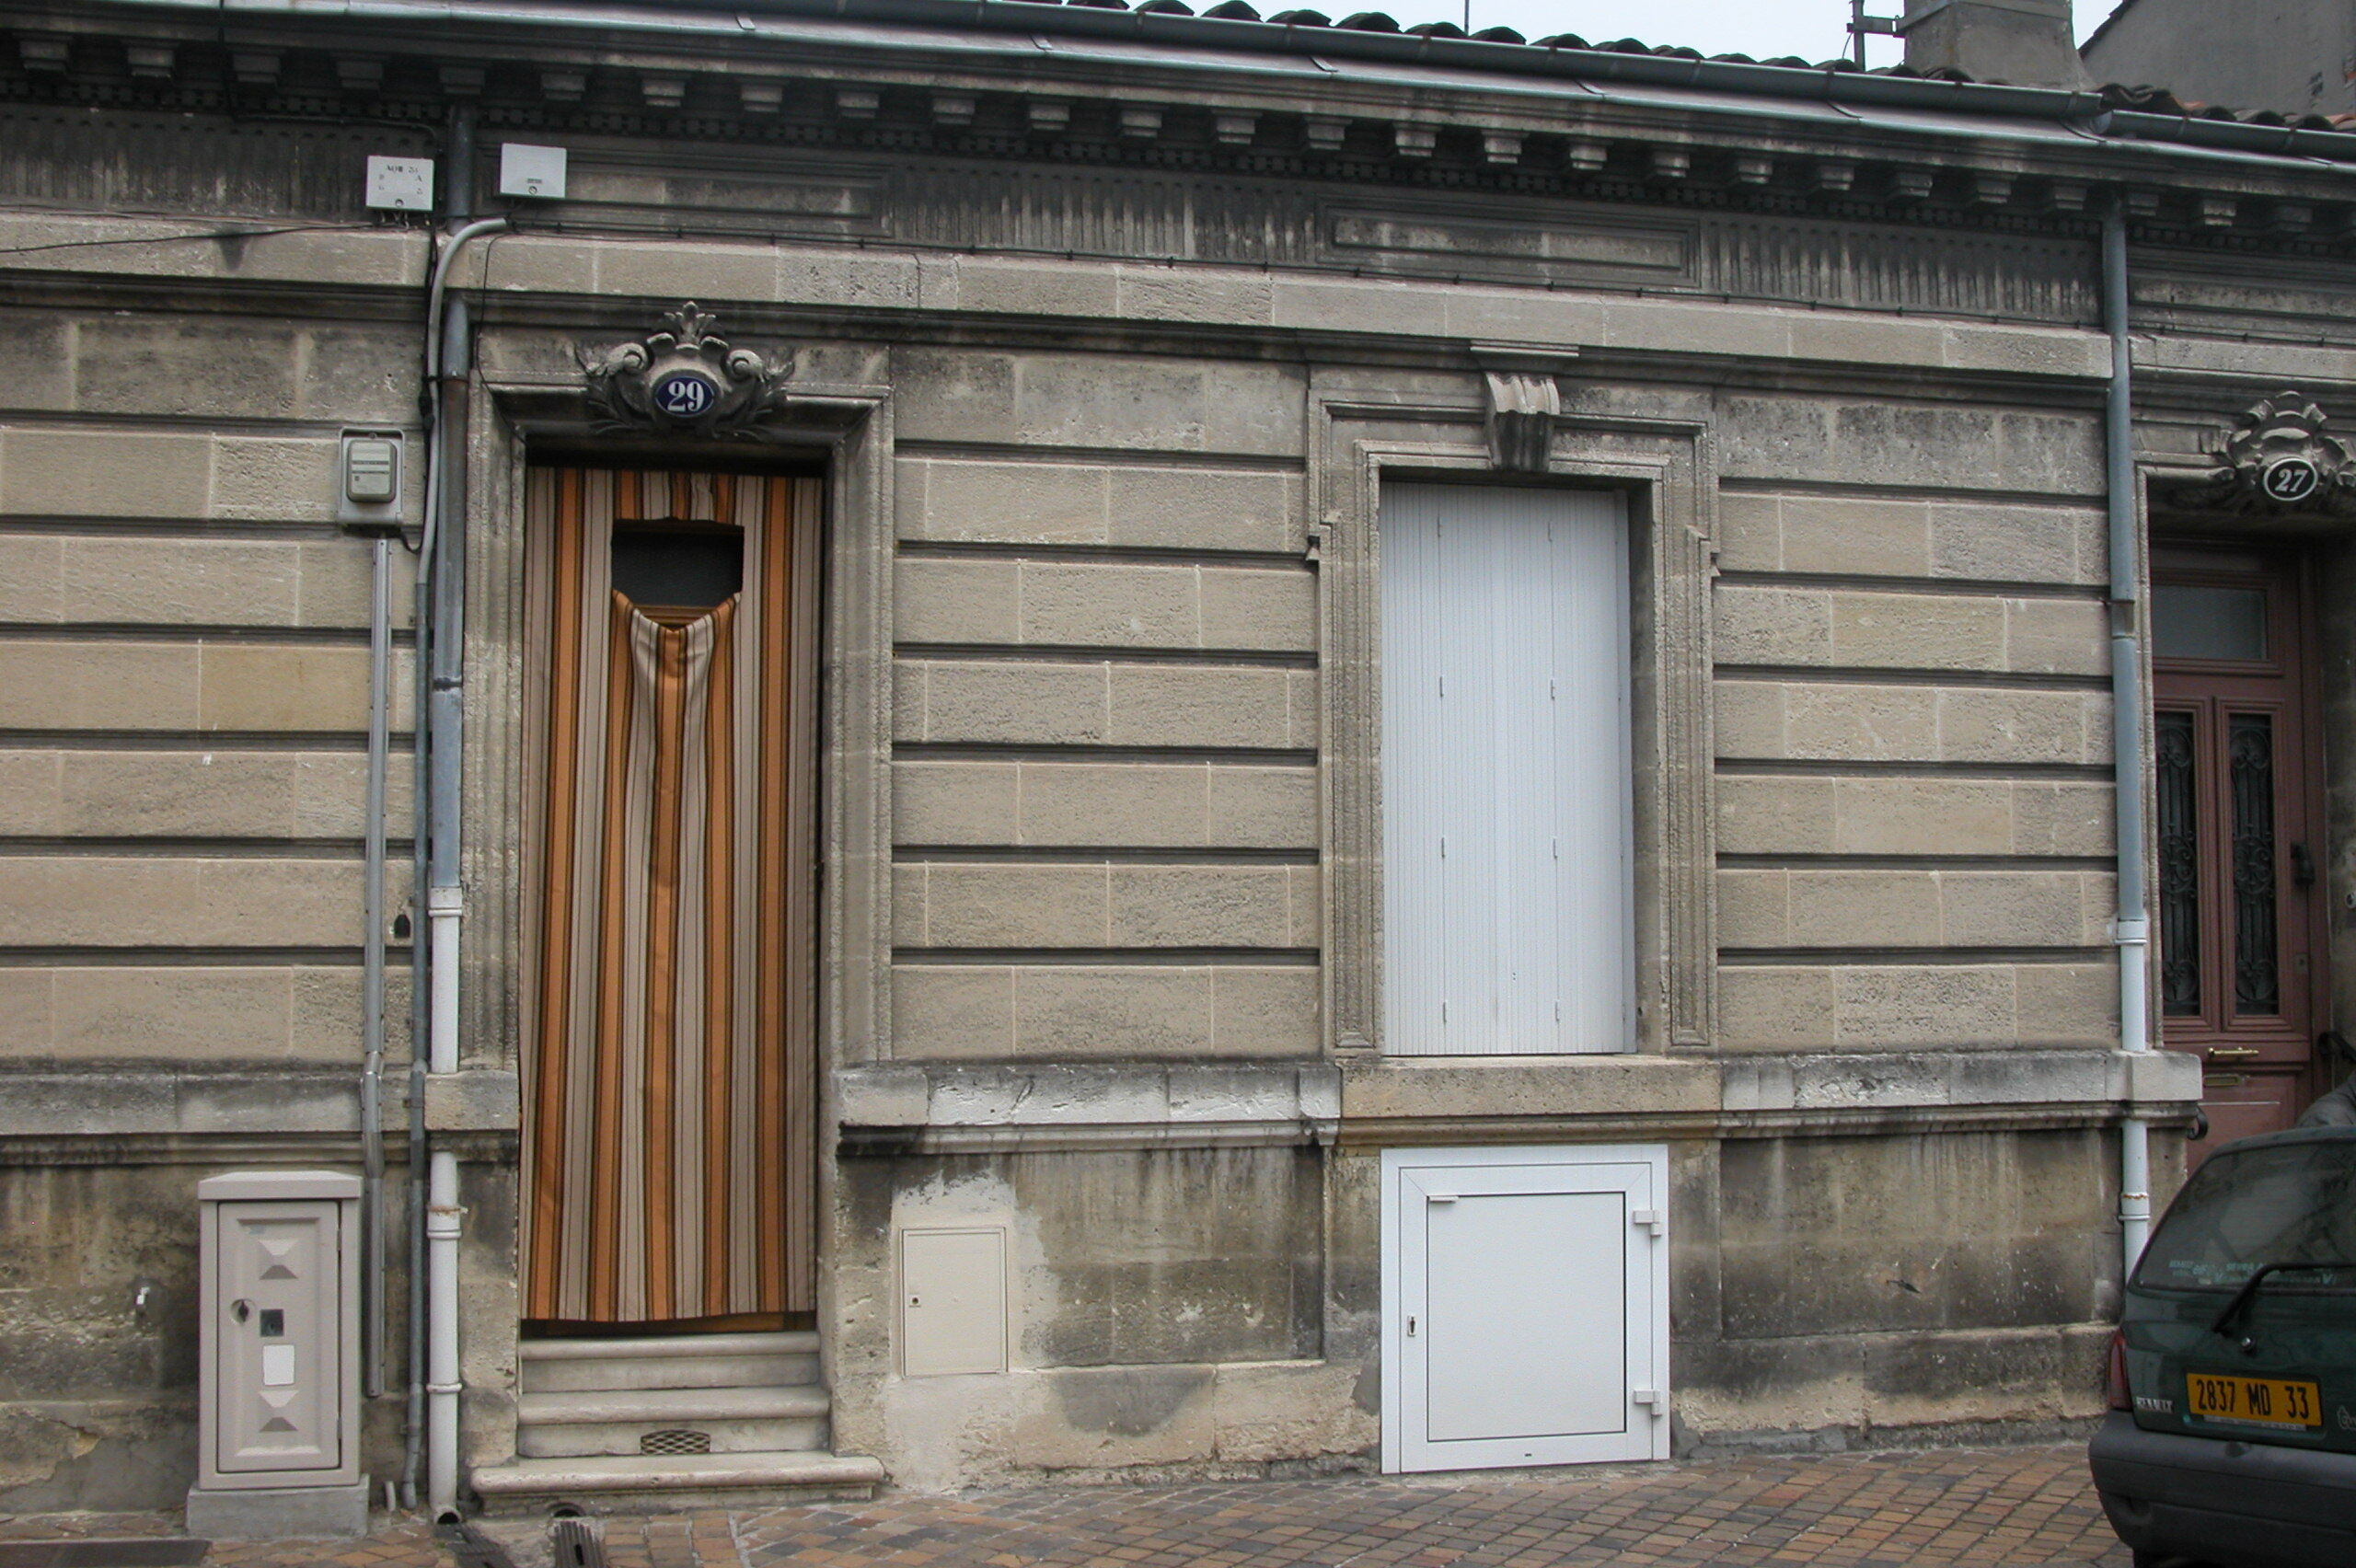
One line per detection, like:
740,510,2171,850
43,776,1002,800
1484,371,1560,473
2170,391,2356,515
580,304,796,438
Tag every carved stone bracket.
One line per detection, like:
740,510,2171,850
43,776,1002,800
580,304,796,438
1484,372,1561,473
2167,391,2356,516
1473,343,1576,474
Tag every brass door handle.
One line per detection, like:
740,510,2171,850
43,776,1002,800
2206,1047,2263,1060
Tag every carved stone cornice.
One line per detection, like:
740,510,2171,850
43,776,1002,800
2165,391,2356,516
579,304,796,438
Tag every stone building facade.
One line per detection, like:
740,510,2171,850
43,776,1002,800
2,0,2350,1523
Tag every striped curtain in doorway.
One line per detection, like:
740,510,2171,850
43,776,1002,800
521,467,821,1323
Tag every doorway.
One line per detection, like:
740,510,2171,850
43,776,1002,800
2150,546,2328,1158
1380,1145,1669,1472
519,467,823,1328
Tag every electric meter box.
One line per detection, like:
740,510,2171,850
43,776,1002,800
186,1170,369,1539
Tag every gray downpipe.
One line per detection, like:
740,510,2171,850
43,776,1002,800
401,100,508,1513
2103,206,2154,1277
361,536,392,1401
422,281,490,1521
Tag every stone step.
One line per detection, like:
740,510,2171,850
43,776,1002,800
520,1331,819,1393
471,1450,886,1516
515,1386,831,1458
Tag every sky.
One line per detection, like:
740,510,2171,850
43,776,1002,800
1361,1,2119,69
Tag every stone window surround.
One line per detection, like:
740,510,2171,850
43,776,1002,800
2140,440,2356,1070
467,352,898,1090
464,350,896,1437
1313,377,1718,1058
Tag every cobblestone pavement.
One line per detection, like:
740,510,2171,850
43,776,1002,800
0,1444,2132,1567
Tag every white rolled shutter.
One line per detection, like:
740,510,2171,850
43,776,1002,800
1381,483,1632,1055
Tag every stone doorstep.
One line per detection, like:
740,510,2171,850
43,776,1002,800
521,1332,819,1395
515,1385,832,1458
521,1331,819,1365
468,1451,886,1517
519,1387,832,1424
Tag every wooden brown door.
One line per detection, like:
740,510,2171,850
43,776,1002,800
520,467,822,1326
2151,547,2328,1162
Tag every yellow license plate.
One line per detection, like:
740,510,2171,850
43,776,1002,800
2186,1372,2323,1429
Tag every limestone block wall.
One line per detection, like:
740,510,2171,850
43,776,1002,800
0,242,426,1506
884,348,1321,1062
1709,397,2120,1055
825,342,1354,1482
0,298,422,1065
1668,389,2131,1447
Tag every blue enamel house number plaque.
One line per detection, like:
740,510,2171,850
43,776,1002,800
653,370,719,420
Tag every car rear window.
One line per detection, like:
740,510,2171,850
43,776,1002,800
2134,1138,2356,1292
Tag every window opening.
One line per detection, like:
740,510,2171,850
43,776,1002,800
2229,713,2280,1017
2156,709,2200,1018
2153,583,2268,662
611,523,744,623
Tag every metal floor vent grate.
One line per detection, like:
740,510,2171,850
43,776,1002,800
641,1427,713,1456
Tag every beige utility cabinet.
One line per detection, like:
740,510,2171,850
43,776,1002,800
897,1225,1010,1377
186,1171,369,1539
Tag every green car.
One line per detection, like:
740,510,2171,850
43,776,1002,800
2090,1126,2356,1568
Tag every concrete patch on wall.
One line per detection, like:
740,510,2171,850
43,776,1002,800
1673,1323,2109,1456
845,1147,1351,1488
878,1360,1374,1491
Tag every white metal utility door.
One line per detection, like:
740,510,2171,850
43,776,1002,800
1382,1145,1669,1472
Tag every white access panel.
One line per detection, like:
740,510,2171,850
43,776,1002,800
1381,1145,1669,1473
1381,482,1632,1055
898,1226,1009,1377
196,1171,362,1490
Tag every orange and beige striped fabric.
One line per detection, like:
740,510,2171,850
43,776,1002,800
521,467,821,1323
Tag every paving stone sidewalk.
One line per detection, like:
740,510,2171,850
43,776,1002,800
0,1443,2131,1567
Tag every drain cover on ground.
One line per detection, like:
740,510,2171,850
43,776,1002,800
549,1517,605,1568
435,1519,521,1568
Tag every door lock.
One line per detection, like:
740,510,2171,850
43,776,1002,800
1406,1315,1417,1336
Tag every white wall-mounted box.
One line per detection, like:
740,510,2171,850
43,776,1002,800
498,143,568,199
364,156,433,212
188,1170,367,1539
337,429,404,533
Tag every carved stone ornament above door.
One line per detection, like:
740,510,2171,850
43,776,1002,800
2166,391,2356,516
1484,372,1561,473
580,304,796,438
